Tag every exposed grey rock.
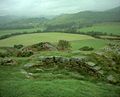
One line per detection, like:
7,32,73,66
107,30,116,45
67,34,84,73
24,56,104,77
43,43,57,51
86,62,96,67
0,58,16,66
24,63,34,69
107,75,117,83
70,58,79,66
93,66,101,71
98,70,104,75
35,68,44,72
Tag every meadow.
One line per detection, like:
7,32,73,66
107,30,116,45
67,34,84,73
0,32,110,51
71,39,109,50
0,32,94,46
0,28,41,36
79,22,120,35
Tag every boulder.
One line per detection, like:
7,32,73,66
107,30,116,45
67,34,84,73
24,63,35,69
86,62,96,67
42,56,54,64
54,56,64,63
107,75,117,83
41,56,55,68
70,58,79,67
35,68,44,72
98,70,104,75
0,58,16,66
93,66,101,71
43,43,57,51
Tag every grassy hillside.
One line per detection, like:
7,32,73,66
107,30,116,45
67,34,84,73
0,65,119,97
0,44,120,97
0,17,47,30
79,22,120,35
48,10,120,25
0,33,119,97
45,6,120,31
0,6,120,32
71,39,109,50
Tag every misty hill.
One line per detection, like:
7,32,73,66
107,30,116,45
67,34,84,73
0,17,47,30
0,16,22,25
107,6,120,13
0,6,120,30
45,6,120,31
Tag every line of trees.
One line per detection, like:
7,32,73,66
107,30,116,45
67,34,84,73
0,30,42,40
0,27,119,40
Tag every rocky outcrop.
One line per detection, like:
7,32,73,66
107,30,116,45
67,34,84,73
107,75,117,84
24,42,57,51
24,56,103,77
0,58,17,66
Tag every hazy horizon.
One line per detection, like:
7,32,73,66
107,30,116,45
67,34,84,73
0,0,120,17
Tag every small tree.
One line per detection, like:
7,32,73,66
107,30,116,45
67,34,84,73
57,40,71,50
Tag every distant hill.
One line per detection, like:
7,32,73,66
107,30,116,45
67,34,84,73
0,16,21,25
0,6,120,30
107,6,120,13
45,6,120,31
0,16,47,30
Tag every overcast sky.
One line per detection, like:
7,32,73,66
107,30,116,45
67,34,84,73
0,0,120,16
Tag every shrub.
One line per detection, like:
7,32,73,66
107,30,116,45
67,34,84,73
16,50,33,57
14,44,24,49
57,40,71,50
79,46,94,51
0,52,9,58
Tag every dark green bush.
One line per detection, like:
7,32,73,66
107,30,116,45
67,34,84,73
16,50,33,57
0,52,9,58
57,40,71,50
79,46,94,51
14,44,24,49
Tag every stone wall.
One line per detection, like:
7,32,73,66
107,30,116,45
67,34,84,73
25,56,103,77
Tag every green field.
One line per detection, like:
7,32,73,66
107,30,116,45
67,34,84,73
0,33,94,46
79,22,120,35
0,28,41,36
71,39,109,50
0,32,109,50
